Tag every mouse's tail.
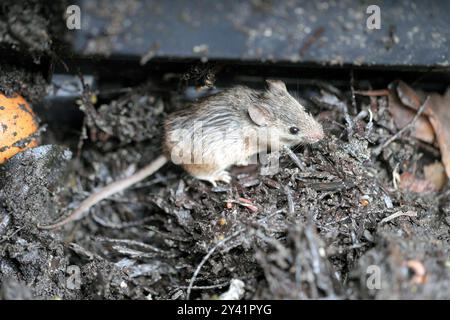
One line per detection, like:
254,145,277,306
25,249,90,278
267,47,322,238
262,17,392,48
38,155,168,230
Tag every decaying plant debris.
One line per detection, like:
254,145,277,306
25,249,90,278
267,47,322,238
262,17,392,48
1,71,449,300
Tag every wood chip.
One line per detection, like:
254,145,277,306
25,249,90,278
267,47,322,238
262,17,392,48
380,210,417,224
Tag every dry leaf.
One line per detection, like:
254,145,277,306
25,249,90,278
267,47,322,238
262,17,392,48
400,172,436,193
393,81,450,179
424,162,447,191
425,88,450,178
395,80,426,110
388,89,435,144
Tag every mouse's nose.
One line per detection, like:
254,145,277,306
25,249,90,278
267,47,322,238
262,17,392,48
310,127,325,142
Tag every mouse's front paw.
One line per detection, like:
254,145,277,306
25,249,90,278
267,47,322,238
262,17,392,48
235,158,250,166
206,170,232,187
217,171,232,184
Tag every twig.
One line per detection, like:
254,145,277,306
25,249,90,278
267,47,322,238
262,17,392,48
284,186,295,215
283,146,305,170
96,237,168,254
225,198,258,212
373,96,430,156
77,72,100,139
0,226,25,244
343,111,354,138
186,229,244,300
68,242,102,261
354,109,368,122
354,89,390,96
380,210,417,224
145,225,191,242
365,108,374,138
111,245,170,259
91,212,155,229
76,117,88,160
177,281,230,290
340,69,358,137
354,109,374,139
350,69,358,115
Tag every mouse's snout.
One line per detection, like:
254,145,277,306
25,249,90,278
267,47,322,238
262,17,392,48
311,130,324,142
307,121,325,143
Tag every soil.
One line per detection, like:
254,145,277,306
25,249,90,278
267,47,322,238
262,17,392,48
0,1,449,301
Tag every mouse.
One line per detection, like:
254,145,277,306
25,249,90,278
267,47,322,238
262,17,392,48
38,79,324,229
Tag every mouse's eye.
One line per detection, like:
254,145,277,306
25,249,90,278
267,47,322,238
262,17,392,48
289,126,299,135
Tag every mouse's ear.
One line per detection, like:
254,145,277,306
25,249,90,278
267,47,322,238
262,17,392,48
248,105,270,126
266,79,287,93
